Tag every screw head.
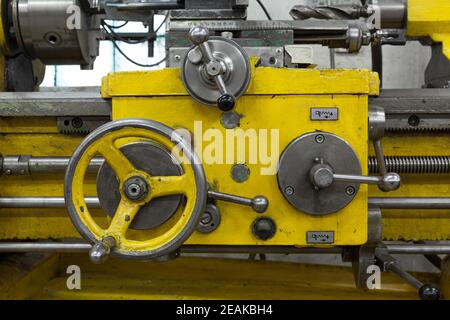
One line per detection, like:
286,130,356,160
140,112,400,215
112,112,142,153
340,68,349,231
197,204,221,234
201,212,213,225
346,186,356,196
408,115,420,127
315,134,325,144
72,117,84,129
285,186,294,196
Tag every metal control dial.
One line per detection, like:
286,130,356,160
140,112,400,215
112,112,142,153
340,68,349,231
181,26,251,111
278,132,363,216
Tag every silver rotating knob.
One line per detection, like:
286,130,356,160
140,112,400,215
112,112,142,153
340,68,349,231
182,26,251,111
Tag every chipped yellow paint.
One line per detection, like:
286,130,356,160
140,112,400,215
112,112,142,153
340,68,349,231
407,0,450,59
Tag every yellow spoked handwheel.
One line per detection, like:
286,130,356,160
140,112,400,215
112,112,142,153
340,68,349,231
64,119,207,261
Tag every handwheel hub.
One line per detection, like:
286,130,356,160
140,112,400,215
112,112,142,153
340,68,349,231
96,141,184,230
123,176,149,202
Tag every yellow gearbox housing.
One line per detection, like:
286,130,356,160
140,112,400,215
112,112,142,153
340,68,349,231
101,66,378,247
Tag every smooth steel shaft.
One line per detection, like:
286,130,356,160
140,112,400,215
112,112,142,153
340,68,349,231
0,242,92,253
208,190,252,207
1,156,104,176
333,174,381,185
387,263,423,290
0,242,448,255
387,244,450,255
369,197,450,209
3,197,450,210
0,197,100,208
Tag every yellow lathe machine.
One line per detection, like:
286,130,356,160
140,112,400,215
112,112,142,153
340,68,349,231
0,0,449,300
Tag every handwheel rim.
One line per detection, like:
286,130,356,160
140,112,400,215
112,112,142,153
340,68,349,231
64,118,207,259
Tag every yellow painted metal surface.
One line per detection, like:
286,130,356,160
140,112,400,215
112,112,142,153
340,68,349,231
407,0,450,59
107,68,372,246
102,67,379,97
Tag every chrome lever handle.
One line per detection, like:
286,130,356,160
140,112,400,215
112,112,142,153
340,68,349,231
310,160,401,192
208,190,269,214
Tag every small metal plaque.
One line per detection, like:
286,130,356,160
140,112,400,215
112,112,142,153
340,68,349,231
311,108,339,121
307,231,335,244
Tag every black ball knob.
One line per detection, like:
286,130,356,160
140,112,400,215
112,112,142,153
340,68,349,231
252,217,276,241
419,284,440,300
217,94,235,112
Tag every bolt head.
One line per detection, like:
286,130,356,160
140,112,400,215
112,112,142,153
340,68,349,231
310,165,334,189
123,176,149,201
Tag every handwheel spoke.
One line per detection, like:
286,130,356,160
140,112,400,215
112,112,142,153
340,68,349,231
98,144,136,181
150,175,189,198
107,199,141,237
